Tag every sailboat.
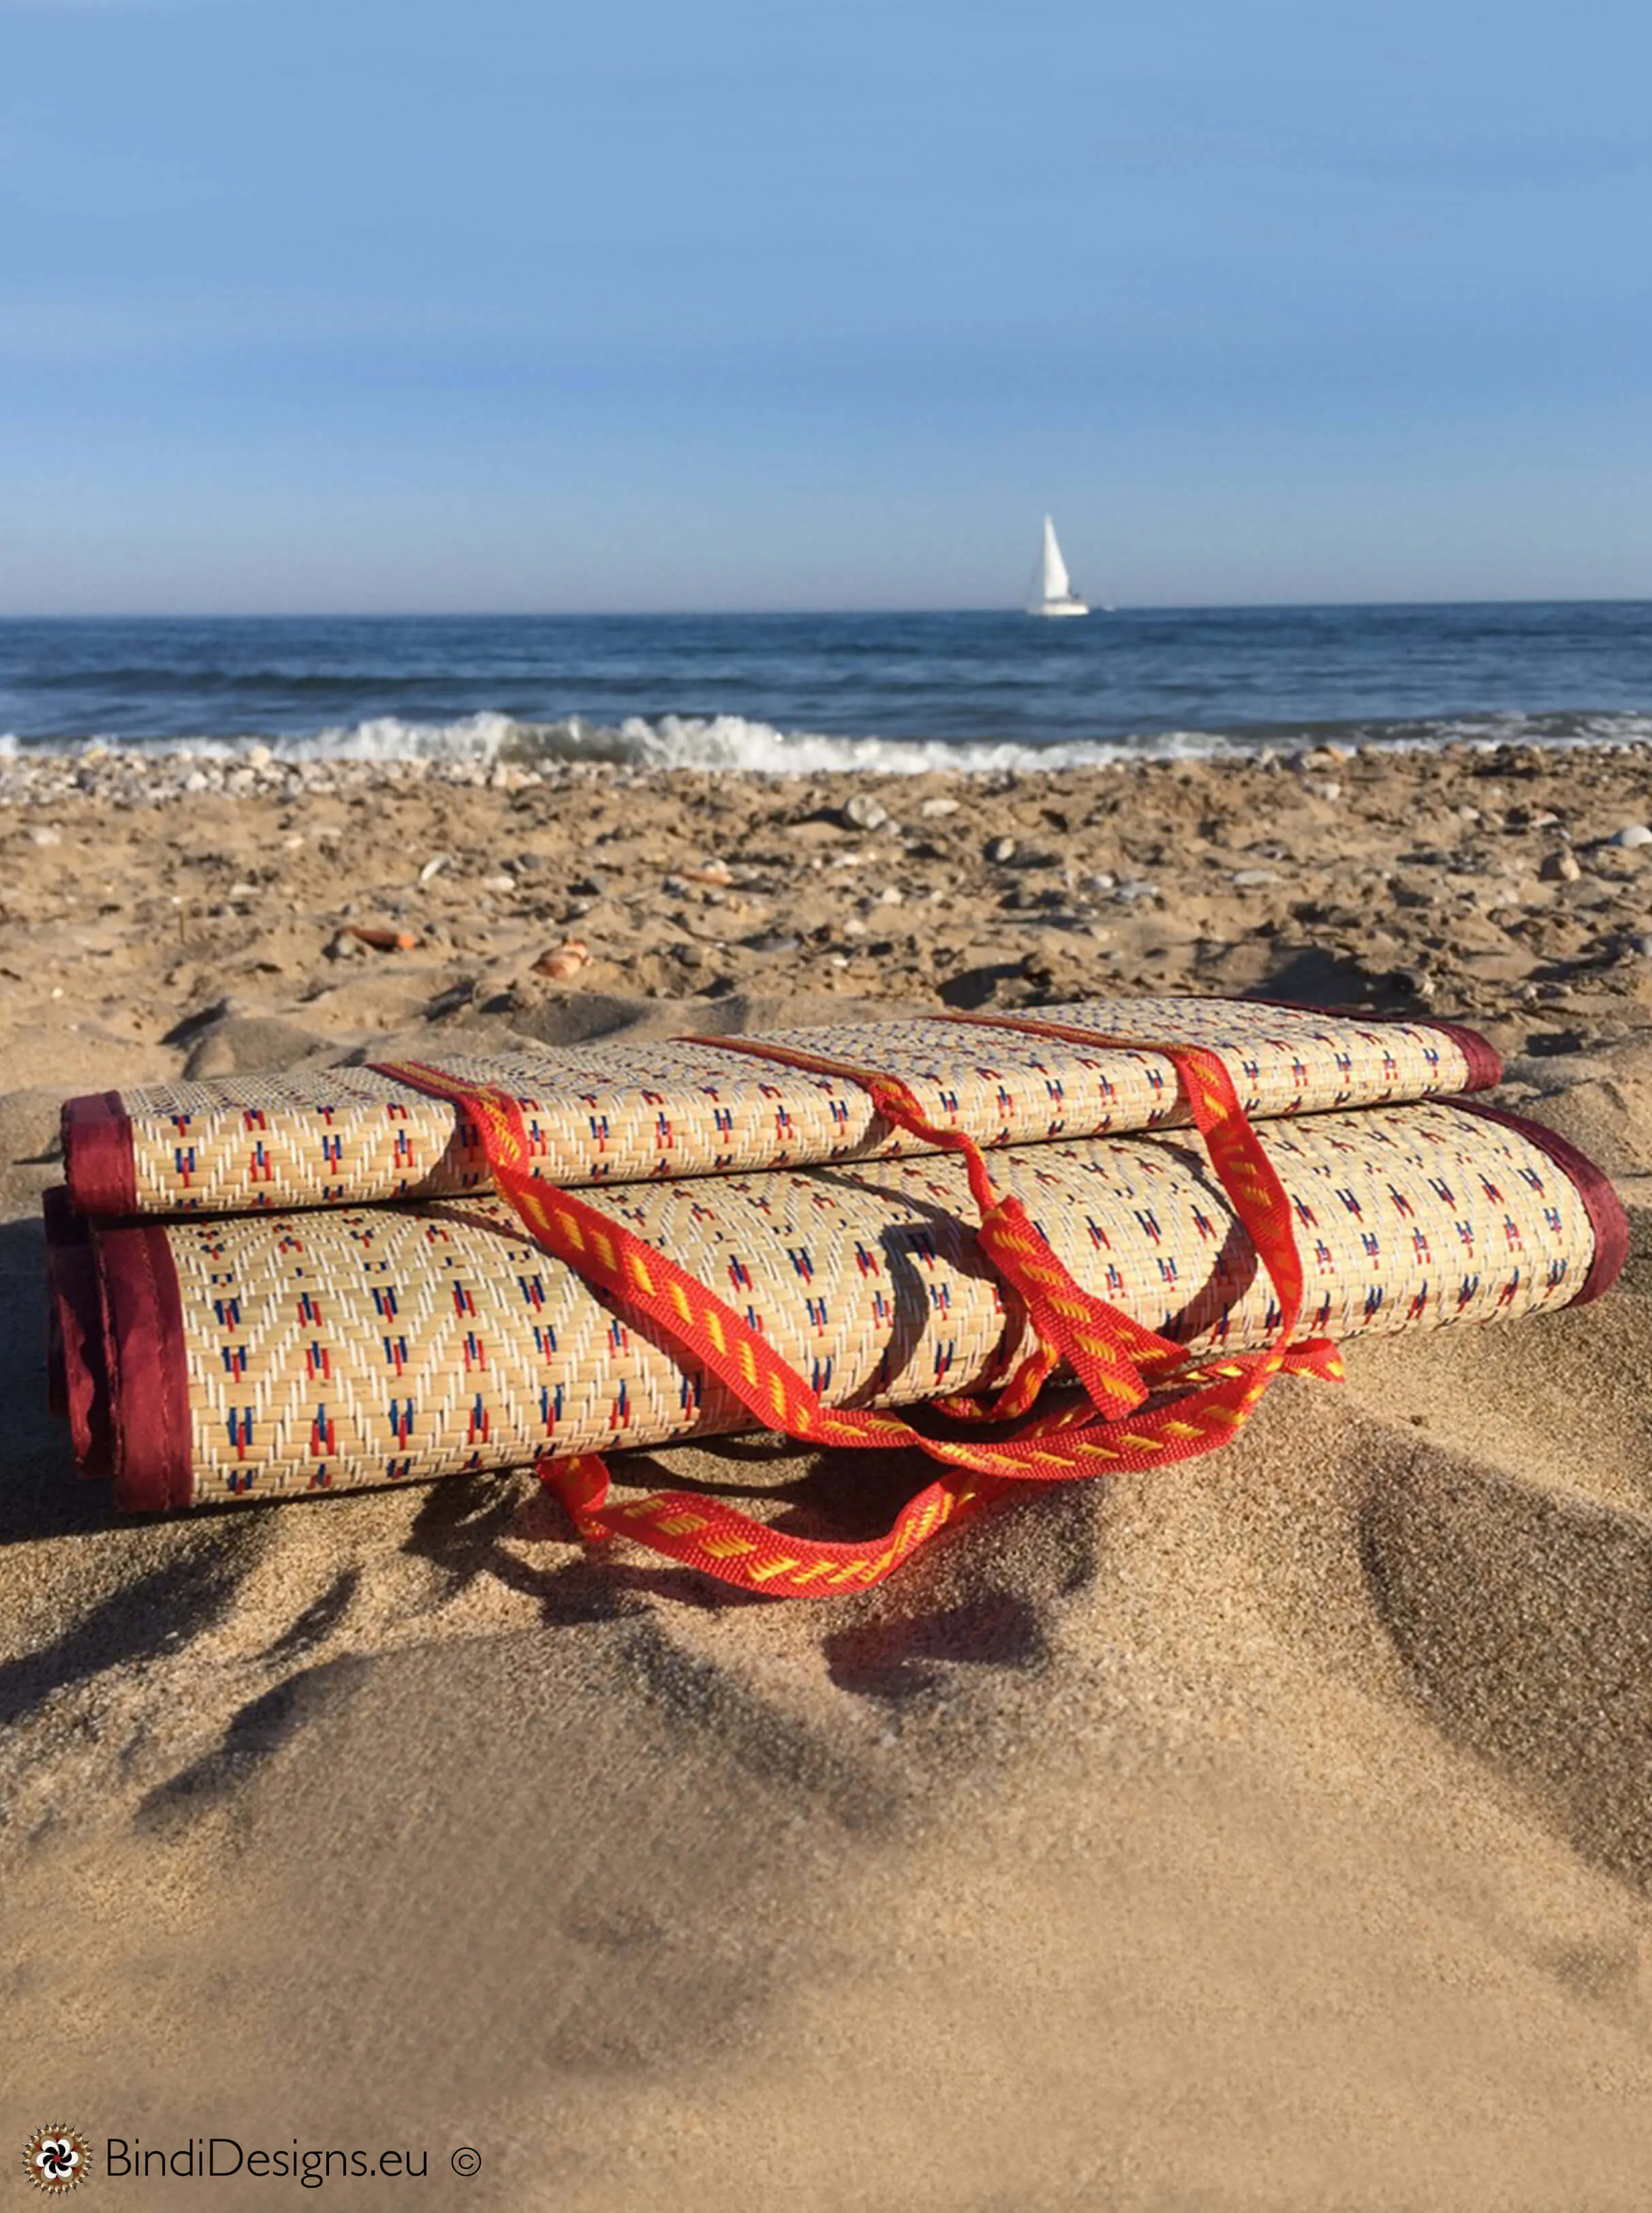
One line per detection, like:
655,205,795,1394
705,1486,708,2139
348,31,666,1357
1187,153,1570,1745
1027,514,1089,618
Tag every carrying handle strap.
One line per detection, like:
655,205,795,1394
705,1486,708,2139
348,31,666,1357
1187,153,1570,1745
373,1036,1341,1598
675,1031,1190,1427
677,1025,1326,1412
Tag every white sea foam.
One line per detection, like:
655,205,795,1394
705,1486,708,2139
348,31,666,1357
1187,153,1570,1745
258,709,1251,775
272,711,527,765
7,707,1652,771
246,706,1652,772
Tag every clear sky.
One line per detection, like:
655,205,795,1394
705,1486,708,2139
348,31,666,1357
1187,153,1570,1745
2,0,1648,614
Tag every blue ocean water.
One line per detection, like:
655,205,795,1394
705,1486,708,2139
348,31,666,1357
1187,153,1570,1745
0,604,1648,771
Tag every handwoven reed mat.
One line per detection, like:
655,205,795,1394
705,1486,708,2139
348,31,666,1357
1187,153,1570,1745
61,994,1498,1219
50,1097,1621,1512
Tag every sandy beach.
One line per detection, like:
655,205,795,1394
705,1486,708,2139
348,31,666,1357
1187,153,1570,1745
5,745,1652,2208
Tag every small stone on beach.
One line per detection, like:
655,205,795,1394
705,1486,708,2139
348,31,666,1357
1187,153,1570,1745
532,939,591,980
337,923,419,953
843,795,890,832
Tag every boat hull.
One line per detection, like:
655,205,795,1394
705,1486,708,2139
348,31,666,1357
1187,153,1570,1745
1027,599,1089,618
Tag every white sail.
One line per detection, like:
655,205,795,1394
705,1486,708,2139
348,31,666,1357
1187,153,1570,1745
1027,514,1088,617
1042,516,1072,602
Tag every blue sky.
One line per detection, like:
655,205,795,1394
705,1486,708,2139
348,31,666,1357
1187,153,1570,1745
2,0,1648,613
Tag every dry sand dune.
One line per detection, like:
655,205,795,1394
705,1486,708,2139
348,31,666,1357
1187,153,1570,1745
5,760,1652,2208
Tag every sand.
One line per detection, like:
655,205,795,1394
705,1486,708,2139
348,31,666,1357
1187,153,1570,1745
4,746,1652,2210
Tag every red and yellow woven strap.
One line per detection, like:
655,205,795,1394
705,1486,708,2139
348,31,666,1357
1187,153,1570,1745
676,1030,1190,1425
373,1026,1342,1597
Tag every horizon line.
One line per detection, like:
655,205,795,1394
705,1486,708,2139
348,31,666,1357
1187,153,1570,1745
2,593,1649,623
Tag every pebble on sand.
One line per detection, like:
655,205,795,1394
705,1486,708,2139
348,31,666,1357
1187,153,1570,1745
339,924,419,953
532,940,591,980
842,795,890,832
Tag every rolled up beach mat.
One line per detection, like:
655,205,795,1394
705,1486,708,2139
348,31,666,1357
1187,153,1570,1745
46,1059,1624,1592
60,996,1501,1219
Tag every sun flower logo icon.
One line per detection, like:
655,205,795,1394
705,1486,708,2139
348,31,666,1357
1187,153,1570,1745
22,2129,91,2195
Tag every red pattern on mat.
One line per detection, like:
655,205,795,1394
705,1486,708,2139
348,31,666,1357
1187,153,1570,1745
1232,995,1503,1095
1449,1097,1630,1306
379,1037,1345,1596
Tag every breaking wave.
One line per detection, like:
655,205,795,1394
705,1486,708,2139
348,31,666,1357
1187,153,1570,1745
7,707,1652,773
268,711,1253,773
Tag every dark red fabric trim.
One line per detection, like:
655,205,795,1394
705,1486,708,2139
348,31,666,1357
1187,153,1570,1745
60,1243,113,1478
1242,995,1502,1093
62,1090,138,1218
1424,1019,1502,1093
43,1188,113,1476
96,1222,193,1511
1452,1098,1630,1308
42,1186,77,1419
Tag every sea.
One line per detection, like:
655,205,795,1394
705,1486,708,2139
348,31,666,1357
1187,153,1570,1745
1,603,1649,774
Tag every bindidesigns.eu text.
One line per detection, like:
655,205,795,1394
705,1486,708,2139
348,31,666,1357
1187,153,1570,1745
105,2139,435,2187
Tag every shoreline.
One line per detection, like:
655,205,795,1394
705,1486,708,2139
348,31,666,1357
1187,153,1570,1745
6,714,1652,785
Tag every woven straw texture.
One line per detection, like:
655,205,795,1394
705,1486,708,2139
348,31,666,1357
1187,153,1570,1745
70,997,1493,1218
78,1099,1598,1506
